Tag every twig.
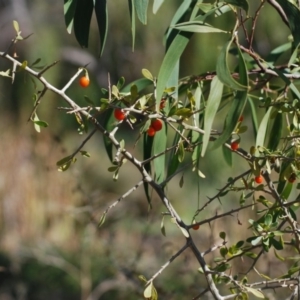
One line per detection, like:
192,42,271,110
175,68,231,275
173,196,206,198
146,243,189,285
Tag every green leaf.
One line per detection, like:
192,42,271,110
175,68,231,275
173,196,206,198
275,0,300,50
73,0,93,47
153,125,167,183
94,0,108,56
128,0,136,50
122,78,152,93
56,155,73,167
153,0,164,13
267,111,282,151
156,31,193,109
143,133,154,206
219,231,226,240
98,213,106,227
212,45,248,149
178,142,185,163
172,22,228,33
274,249,285,261
165,0,193,41
0,69,11,78
13,20,20,33
141,69,153,81
248,97,258,138
201,76,224,156
134,0,148,24
264,214,272,227
281,181,294,200
64,0,78,33
245,287,264,299
222,144,232,166
79,150,90,157
255,107,272,152
225,0,249,13
216,40,248,91
144,282,158,300
32,120,49,128
167,125,183,179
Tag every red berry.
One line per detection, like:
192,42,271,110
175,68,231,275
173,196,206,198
147,127,156,137
160,98,166,109
151,119,163,132
238,115,244,122
255,175,263,184
288,173,296,183
192,224,200,230
79,76,90,88
114,109,125,121
231,141,239,151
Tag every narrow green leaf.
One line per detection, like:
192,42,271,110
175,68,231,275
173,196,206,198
274,249,285,261
165,0,192,41
248,97,258,138
212,45,248,149
153,0,164,13
128,0,136,50
172,22,227,33
98,213,106,227
255,107,272,152
222,144,232,166
178,142,185,162
267,111,282,151
167,125,183,179
143,133,153,206
94,0,108,55
73,0,93,47
245,287,265,299
201,76,224,156
64,0,78,33
156,31,193,109
281,181,293,200
134,0,148,24
275,0,300,50
192,84,202,165
153,125,167,183
267,43,291,65
216,40,248,91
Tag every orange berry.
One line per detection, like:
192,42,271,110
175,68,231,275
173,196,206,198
192,224,200,230
151,119,163,132
231,141,239,151
255,175,263,184
114,109,125,121
147,127,156,137
79,76,90,88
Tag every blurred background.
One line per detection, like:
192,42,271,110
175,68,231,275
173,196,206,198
0,0,295,299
